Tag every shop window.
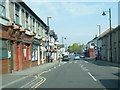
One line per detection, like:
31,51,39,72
32,45,38,61
23,44,31,61
0,1,6,17
0,39,8,59
15,3,20,24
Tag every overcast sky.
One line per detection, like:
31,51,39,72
24,0,119,46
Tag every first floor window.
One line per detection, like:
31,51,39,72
0,1,6,17
15,3,20,24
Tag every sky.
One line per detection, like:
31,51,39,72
23,0,119,46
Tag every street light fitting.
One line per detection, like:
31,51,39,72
47,16,52,19
102,11,106,16
97,24,100,26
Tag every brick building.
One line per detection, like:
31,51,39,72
0,0,51,74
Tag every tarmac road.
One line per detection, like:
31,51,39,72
35,57,119,89
2,57,119,89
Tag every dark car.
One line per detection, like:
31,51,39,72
62,55,69,61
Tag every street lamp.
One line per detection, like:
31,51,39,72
47,16,52,27
102,8,112,62
62,37,66,47
47,16,52,63
97,24,101,60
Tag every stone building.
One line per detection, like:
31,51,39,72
97,26,120,63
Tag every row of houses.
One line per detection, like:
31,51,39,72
0,0,59,74
84,25,120,63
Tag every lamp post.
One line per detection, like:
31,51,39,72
47,16,52,63
102,8,112,62
97,24,101,60
62,37,66,47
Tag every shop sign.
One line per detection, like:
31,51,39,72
23,35,31,43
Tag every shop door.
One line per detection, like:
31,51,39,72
10,42,14,72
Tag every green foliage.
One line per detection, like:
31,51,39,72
68,43,83,53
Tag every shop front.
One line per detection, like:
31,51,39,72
40,40,46,64
32,38,40,66
22,34,33,69
0,23,25,74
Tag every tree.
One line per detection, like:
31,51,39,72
68,43,83,53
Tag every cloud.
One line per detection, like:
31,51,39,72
61,2,104,16
24,0,119,2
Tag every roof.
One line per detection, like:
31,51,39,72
98,27,114,39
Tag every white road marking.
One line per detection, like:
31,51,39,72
49,69,51,71
69,62,72,63
84,61,88,63
20,78,37,88
75,61,77,63
88,72,97,81
64,62,67,64
81,65,83,68
83,67,89,71
54,66,56,69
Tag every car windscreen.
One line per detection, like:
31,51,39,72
64,56,68,58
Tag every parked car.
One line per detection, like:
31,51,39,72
79,54,85,58
62,55,69,61
74,55,80,60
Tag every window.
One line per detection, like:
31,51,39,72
32,45,38,61
36,21,38,33
25,12,28,29
0,1,6,17
0,39,8,59
15,3,20,24
21,9,25,27
32,18,35,33
38,23,41,36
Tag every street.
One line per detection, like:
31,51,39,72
2,56,119,89
0,1,120,90
37,57,119,88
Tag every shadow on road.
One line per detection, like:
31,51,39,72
99,79,120,89
113,72,120,77
84,58,119,68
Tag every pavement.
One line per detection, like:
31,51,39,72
84,57,120,68
0,60,60,89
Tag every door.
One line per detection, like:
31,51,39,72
10,42,14,72
17,43,21,70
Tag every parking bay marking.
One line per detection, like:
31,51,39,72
88,72,97,81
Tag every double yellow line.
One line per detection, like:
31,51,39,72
31,76,46,89
30,72,47,90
